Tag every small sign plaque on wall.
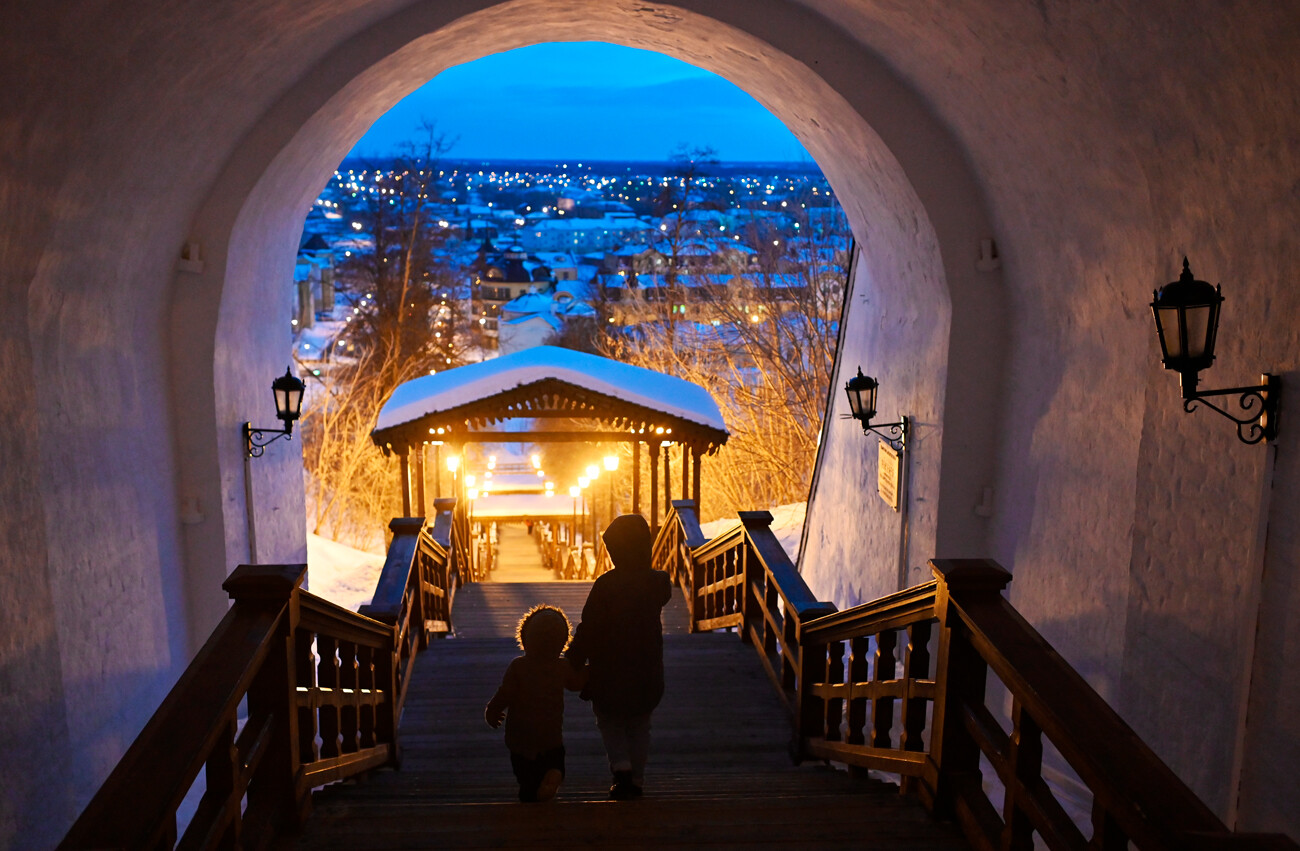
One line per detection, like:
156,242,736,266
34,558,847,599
878,440,901,511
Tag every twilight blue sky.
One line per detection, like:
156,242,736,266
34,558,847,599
349,42,812,163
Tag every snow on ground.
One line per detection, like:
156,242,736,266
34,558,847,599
306,531,386,611
699,502,806,564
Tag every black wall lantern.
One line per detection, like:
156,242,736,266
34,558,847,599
844,368,909,450
1151,258,1278,444
244,367,306,457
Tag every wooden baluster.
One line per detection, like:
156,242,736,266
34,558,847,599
317,636,341,759
740,543,755,645
798,634,827,745
764,575,780,660
901,621,932,753
375,637,398,766
782,599,799,692
1002,700,1042,851
339,640,359,754
846,636,870,745
724,548,736,618
296,629,319,764
872,629,897,749
1090,800,1128,850
202,715,240,849
358,645,376,751
825,640,845,742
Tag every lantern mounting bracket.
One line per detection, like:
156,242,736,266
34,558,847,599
1181,374,1278,445
245,422,295,458
863,416,909,452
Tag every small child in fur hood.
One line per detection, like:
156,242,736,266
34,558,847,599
485,605,588,802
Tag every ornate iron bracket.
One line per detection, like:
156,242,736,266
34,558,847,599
864,416,909,452
840,414,910,451
244,421,294,458
1182,374,1279,445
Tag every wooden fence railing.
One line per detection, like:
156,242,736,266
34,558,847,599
60,505,458,850
651,505,1298,851
541,533,607,581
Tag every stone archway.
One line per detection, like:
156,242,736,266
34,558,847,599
172,0,1005,646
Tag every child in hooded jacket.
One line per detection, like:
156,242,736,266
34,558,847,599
566,514,673,800
485,605,587,802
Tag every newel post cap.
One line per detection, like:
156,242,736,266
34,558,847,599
223,563,306,603
738,510,775,529
930,559,1012,594
389,517,426,535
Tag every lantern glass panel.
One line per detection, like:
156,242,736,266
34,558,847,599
1184,303,1214,359
1155,306,1183,359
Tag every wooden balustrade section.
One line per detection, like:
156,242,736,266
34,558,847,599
60,505,459,850
651,511,1298,851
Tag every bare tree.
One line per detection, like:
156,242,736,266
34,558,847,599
595,201,849,522
301,122,466,548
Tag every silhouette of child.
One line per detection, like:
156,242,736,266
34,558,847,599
566,514,673,800
485,605,587,802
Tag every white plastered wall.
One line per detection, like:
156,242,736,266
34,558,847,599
2,2,1298,848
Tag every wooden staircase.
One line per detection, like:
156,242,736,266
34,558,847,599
58,508,1298,850
289,582,966,849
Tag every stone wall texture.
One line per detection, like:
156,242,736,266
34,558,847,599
1,1,1297,846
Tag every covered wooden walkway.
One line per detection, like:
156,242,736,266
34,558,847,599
288,582,966,849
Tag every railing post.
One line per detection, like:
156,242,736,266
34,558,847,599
926,559,1011,818
221,563,309,831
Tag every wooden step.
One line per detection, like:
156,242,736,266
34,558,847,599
286,585,967,849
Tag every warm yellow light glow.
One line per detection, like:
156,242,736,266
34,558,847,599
569,486,580,498
464,474,476,487
586,465,599,480
545,481,554,490
488,456,496,469
579,477,590,489
530,454,541,468
604,455,619,471
536,470,545,477
467,488,479,500
446,456,459,472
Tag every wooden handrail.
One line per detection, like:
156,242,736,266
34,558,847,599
61,503,459,849
660,509,1298,851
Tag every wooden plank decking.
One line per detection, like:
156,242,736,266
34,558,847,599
289,582,967,849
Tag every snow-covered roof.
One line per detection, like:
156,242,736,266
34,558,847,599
374,346,727,437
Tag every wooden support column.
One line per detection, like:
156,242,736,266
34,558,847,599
649,442,660,532
680,444,689,506
433,444,442,498
692,446,702,514
632,441,641,517
399,449,412,517
663,443,672,519
414,444,426,517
